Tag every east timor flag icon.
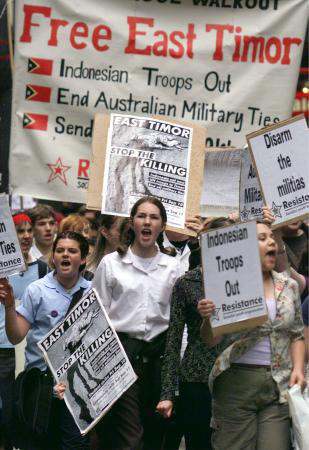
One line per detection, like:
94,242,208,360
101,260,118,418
23,113,48,131
25,84,51,103
27,58,53,76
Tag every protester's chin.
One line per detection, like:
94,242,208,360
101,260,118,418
262,261,275,272
57,267,74,277
140,239,156,248
43,236,54,245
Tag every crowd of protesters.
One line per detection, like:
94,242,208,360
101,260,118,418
0,197,308,450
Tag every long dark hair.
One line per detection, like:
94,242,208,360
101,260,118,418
51,231,89,272
117,196,174,257
189,217,235,270
87,215,128,271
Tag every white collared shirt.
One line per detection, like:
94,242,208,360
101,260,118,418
163,233,190,275
29,242,42,260
92,248,181,342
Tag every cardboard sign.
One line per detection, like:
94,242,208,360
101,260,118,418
38,288,137,435
200,221,267,336
10,1,307,203
201,147,241,218
87,114,205,235
101,114,193,228
0,194,26,277
246,115,309,227
239,146,264,222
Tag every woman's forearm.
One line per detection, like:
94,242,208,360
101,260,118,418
0,279,30,344
273,230,290,274
290,339,305,372
200,318,222,347
290,268,306,294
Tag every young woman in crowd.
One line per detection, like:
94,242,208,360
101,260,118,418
91,196,181,450
0,231,91,450
86,215,129,274
157,217,234,450
59,214,91,239
0,212,48,450
198,221,305,450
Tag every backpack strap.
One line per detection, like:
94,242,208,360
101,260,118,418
31,370,54,435
37,259,49,279
66,287,86,316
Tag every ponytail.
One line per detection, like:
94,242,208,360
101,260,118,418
117,227,134,257
157,232,176,257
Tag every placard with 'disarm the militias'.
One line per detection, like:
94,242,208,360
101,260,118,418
246,115,309,227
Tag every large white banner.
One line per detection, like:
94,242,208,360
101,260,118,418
10,0,307,203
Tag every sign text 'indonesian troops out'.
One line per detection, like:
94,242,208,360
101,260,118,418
200,221,267,336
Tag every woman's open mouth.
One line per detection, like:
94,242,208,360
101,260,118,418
141,229,152,236
61,260,71,267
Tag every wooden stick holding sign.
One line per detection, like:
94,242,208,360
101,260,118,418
246,115,309,228
200,221,267,337
0,194,26,277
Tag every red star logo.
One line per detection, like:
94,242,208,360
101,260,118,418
47,157,71,185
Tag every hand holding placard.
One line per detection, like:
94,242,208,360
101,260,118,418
246,115,309,227
0,195,26,277
200,221,267,337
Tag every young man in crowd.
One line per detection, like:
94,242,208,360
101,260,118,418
27,204,58,263
0,212,49,450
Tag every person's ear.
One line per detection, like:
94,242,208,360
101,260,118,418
80,258,86,267
100,227,108,239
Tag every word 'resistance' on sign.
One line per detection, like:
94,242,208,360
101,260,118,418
0,194,26,277
246,115,309,228
200,221,267,337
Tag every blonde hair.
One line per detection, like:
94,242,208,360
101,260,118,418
59,214,90,235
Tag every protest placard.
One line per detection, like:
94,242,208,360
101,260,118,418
10,1,307,203
239,146,264,222
0,194,26,277
200,221,267,336
246,115,309,227
38,288,137,435
201,147,241,218
87,113,204,234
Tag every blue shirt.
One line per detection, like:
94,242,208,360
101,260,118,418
0,261,42,348
17,271,91,370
